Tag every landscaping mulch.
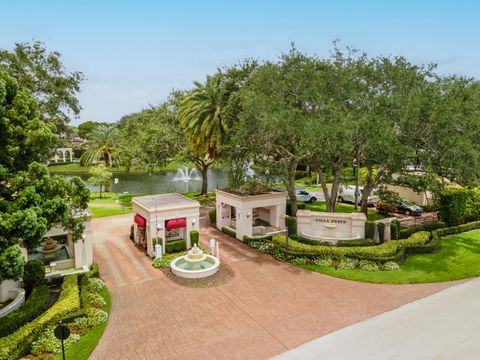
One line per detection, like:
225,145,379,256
162,263,234,288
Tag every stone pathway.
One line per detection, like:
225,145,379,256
90,214,455,360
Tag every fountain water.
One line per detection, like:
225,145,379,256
173,167,201,182
170,243,220,279
36,238,62,260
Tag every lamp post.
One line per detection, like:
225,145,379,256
114,178,119,204
122,191,128,212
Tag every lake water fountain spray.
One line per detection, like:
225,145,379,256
173,166,201,182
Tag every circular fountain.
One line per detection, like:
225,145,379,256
36,238,62,260
170,244,220,279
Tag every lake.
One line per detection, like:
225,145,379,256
65,168,227,195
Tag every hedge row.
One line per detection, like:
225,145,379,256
222,227,236,238
337,239,376,247
286,201,306,216
166,239,186,253
0,285,50,338
243,234,273,245
399,222,446,239
0,275,81,360
272,235,406,263
436,188,480,225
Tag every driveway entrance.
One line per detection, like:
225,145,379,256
90,214,454,360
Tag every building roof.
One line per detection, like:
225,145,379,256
132,193,200,211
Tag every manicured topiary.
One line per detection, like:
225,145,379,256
190,230,199,246
285,216,297,235
165,239,186,253
23,260,45,294
377,223,386,244
208,209,216,224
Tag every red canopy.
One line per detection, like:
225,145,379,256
166,218,186,230
134,214,146,229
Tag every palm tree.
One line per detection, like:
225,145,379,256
179,75,230,193
80,124,121,167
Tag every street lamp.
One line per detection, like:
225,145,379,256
114,178,119,203
122,191,128,212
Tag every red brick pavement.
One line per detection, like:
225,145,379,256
90,214,454,360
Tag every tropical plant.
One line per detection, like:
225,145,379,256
88,164,112,198
81,124,121,167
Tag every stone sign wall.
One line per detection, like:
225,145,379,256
296,210,367,244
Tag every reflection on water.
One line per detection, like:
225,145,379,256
64,168,227,195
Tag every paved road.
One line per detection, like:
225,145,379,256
90,214,454,360
275,277,480,360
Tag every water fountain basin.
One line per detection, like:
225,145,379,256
170,244,220,279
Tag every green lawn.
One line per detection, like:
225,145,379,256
88,206,132,218
55,286,112,360
305,201,384,221
48,160,188,173
299,230,480,284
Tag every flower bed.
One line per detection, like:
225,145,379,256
0,275,80,360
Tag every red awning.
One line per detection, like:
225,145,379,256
166,218,186,230
134,214,146,229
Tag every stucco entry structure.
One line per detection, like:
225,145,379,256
215,189,287,241
296,210,366,244
132,194,200,256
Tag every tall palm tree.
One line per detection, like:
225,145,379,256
179,75,230,193
80,124,121,167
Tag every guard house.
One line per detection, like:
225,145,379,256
215,189,287,241
132,194,200,257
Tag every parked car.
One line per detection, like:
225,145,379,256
337,185,379,206
295,189,317,203
394,200,423,216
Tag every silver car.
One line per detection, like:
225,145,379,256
337,185,379,206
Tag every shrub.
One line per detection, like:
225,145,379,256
382,261,400,271
358,260,379,271
88,292,107,308
31,324,81,357
243,235,272,245
290,258,307,265
390,220,400,240
88,278,105,293
399,222,446,239
337,257,359,270
208,209,216,224
89,263,100,278
130,224,134,240
23,260,45,294
337,239,375,247
376,223,385,243
221,227,237,238
435,188,480,225
152,253,180,269
0,275,80,360
400,231,434,254
291,234,332,246
165,239,186,253
190,230,199,246
272,235,404,263
365,221,376,239
313,256,333,267
285,216,297,235
0,285,50,338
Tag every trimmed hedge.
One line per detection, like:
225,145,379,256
290,234,332,246
337,239,376,247
390,220,400,240
243,235,273,245
432,220,480,240
23,260,45,294
397,231,434,254
399,222,446,239
0,275,80,360
208,209,216,224
436,188,480,225
272,235,405,263
166,239,186,253
190,230,199,246
285,216,297,235
0,285,50,338
377,223,385,244
222,227,237,238
365,221,376,239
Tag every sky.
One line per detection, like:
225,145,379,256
2,0,479,125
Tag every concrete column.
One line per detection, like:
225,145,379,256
235,208,252,241
62,149,66,162
384,222,392,242
69,149,72,162
216,204,232,230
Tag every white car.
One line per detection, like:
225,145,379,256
337,185,379,206
295,189,317,203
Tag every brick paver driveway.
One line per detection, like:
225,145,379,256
90,214,453,360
